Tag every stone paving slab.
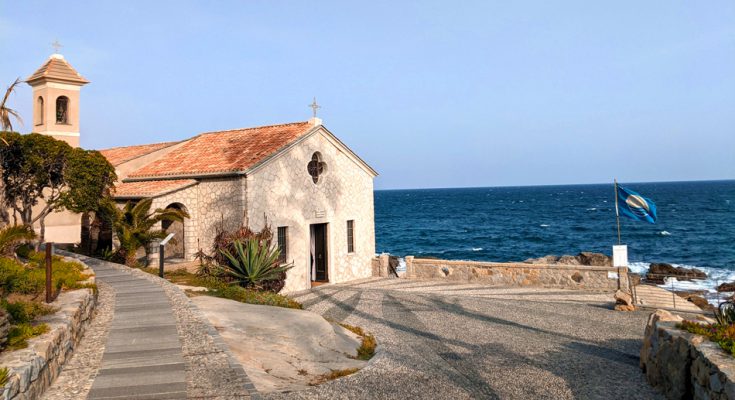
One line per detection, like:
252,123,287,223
83,260,187,400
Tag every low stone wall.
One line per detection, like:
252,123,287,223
406,257,628,290
0,261,96,400
640,310,735,400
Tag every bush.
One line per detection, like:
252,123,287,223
1,300,55,324
209,285,302,309
5,323,49,350
0,252,90,298
679,320,735,357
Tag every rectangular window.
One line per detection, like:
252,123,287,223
277,226,288,263
347,220,355,253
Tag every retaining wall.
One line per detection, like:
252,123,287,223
0,261,96,400
404,257,628,290
640,310,735,400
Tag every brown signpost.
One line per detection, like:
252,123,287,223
45,243,52,304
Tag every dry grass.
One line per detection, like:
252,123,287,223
309,368,360,385
339,322,376,360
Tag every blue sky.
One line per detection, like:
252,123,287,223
1,1,733,189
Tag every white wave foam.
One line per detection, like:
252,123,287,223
540,224,550,227
472,247,483,251
629,262,735,305
659,231,671,236
587,208,597,211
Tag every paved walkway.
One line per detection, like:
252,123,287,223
86,261,187,399
47,253,256,400
266,278,664,400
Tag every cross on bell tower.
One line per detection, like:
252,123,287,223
51,40,63,54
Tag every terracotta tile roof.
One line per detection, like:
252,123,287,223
112,179,197,199
127,121,315,179
100,141,181,166
26,55,90,85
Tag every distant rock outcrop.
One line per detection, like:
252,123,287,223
524,252,612,267
645,262,707,284
717,282,735,292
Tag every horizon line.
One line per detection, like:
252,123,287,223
375,178,735,192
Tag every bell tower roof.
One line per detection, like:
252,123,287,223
26,54,89,86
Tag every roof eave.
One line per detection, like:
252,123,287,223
122,171,245,182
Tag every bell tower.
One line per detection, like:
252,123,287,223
26,48,89,148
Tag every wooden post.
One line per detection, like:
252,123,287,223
45,243,53,304
159,244,165,278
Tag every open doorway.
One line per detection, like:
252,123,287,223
310,223,328,284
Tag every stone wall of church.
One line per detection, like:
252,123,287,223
195,177,246,249
149,185,200,260
245,128,376,293
148,177,245,261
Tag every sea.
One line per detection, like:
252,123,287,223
374,180,735,293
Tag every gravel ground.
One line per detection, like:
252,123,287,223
42,281,115,400
265,278,664,400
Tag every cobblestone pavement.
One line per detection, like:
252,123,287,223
55,253,256,400
266,278,664,400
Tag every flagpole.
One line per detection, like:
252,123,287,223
614,179,621,245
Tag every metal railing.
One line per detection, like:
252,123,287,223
630,273,725,315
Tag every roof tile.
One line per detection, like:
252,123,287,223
100,141,180,166
127,121,314,179
26,56,90,85
112,179,197,198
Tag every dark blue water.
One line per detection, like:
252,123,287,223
375,180,735,270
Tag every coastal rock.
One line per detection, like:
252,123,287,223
629,273,642,286
578,252,612,267
646,262,707,284
717,282,735,292
524,255,559,264
675,292,715,312
614,290,635,311
523,252,611,267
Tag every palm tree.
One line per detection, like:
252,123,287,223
106,198,189,267
0,225,35,257
1,78,23,132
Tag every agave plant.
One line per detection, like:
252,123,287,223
220,239,293,290
0,225,35,257
105,198,189,267
715,301,735,326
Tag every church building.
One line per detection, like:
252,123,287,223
25,51,378,293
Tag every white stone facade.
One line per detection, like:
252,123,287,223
245,128,376,292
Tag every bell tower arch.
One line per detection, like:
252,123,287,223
26,51,89,147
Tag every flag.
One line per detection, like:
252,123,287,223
616,184,657,224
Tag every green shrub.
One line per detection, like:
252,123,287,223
5,323,49,351
679,320,735,357
209,285,302,309
0,253,89,298
1,300,55,324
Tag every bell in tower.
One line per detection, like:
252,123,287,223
26,42,89,148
